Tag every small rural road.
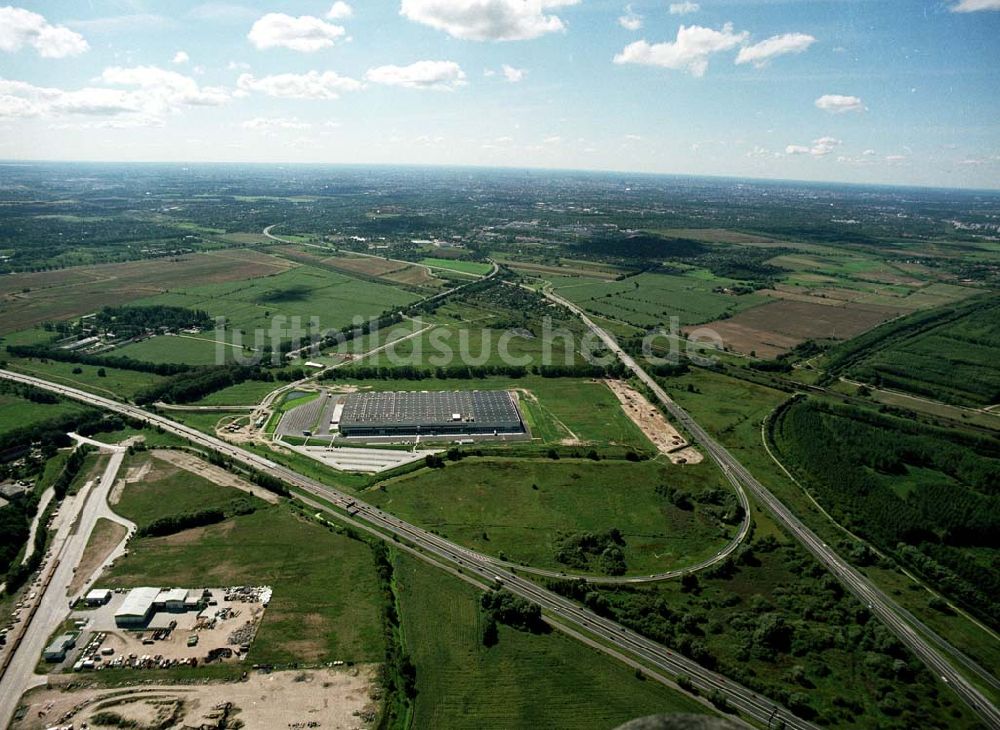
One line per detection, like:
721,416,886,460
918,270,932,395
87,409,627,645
0,440,129,730
541,286,1000,726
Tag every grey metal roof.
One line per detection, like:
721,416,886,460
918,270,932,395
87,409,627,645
340,390,523,430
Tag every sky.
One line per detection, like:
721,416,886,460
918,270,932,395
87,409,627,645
0,0,998,189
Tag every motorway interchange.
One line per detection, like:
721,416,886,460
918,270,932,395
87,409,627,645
0,260,997,730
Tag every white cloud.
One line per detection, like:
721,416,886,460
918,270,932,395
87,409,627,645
613,24,749,77
400,0,579,41
785,136,841,158
236,71,362,99
99,66,230,107
624,134,641,141
735,33,815,67
885,154,907,162
171,50,190,65
815,94,865,114
0,6,89,58
248,13,346,52
950,0,1000,11
327,2,354,19
0,66,227,124
502,64,526,82
618,5,643,31
544,135,562,144
668,2,700,15
862,149,877,156
365,60,466,90
227,60,251,71
242,116,312,130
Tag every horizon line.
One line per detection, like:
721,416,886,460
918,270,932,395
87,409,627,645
2,158,998,195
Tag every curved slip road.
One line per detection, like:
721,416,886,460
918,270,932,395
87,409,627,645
541,287,1000,728
0,368,817,730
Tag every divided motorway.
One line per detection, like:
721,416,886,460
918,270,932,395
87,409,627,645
0,368,814,730
542,288,1000,729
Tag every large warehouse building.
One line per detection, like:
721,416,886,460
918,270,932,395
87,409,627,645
338,390,526,439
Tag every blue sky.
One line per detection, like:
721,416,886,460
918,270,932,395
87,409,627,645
1,0,998,188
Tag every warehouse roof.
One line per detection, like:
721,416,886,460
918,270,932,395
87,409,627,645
340,390,523,430
115,587,160,618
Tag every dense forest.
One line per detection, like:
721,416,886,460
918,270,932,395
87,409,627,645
771,397,1000,626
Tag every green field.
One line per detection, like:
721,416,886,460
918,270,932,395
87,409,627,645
103,505,384,666
549,271,768,328
0,391,87,435
195,379,280,406
130,265,419,353
3,357,165,401
113,334,242,367
114,452,265,531
368,458,734,575
395,554,710,728
420,257,493,276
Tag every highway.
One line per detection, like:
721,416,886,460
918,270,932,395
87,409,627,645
0,368,816,730
542,287,1000,728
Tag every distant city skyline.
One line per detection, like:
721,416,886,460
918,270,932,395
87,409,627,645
1,0,998,189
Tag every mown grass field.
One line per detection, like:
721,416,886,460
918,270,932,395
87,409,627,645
103,505,385,666
368,458,733,575
130,264,419,351
394,554,710,729
114,452,265,531
549,271,768,328
195,379,281,406
112,334,245,367
419,257,493,276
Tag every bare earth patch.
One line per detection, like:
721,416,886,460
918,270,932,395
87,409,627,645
15,666,378,730
604,380,702,464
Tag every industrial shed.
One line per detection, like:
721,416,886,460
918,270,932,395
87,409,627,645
338,390,525,439
114,586,160,628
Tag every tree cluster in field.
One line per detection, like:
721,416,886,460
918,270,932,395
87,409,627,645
547,535,954,728
480,589,547,647
554,528,628,575
0,408,116,456
0,379,59,405
657,483,744,525
371,542,417,724
772,397,1000,627
138,497,256,537
91,305,213,338
0,493,33,576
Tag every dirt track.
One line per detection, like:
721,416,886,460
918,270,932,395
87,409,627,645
148,450,281,504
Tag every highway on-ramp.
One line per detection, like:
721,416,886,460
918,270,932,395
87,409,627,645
0,368,817,730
